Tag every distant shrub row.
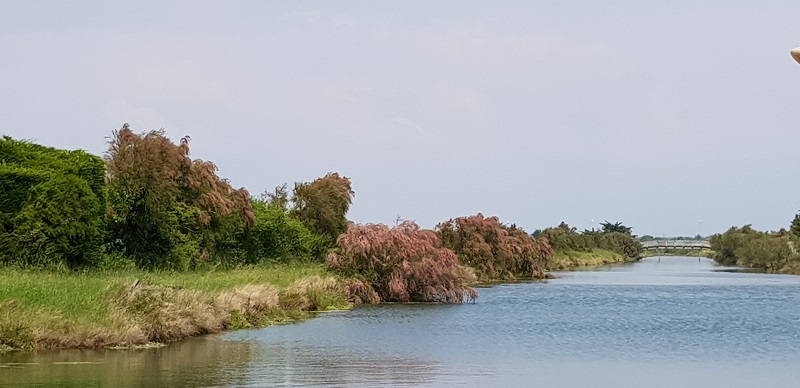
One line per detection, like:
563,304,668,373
709,225,800,273
538,222,643,260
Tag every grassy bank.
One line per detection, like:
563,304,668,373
0,264,352,352
547,248,627,270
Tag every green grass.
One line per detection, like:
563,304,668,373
135,263,330,291
0,263,341,350
548,248,627,270
0,263,328,323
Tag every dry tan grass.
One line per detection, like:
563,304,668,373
278,276,352,311
217,284,280,314
0,276,355,351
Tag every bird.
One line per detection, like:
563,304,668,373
791,48,800,65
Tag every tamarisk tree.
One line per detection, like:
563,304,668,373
437,214,552,280
105,124,254,269
327,221,477,303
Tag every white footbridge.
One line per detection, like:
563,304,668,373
641,239,711,251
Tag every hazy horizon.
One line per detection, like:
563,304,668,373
2,1,800,237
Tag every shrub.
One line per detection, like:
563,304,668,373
437,214,552,280
235,195,329,264
327,221,477,303
0,137,106,268
735,234,798,271
292,172,354,243
595,232,642,258
540,223,587,252
711,227,800,271
5,176,105,267
710,225,761,266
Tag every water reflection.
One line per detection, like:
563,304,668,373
1,330,442,387
1,337,254,387
228,342,441,387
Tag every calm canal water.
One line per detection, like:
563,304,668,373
4,256,800,387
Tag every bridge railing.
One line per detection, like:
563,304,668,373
640,240,711,250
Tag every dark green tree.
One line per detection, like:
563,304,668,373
292,172,354,243
600,221,633,235
790,211,800,235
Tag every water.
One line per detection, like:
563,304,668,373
4,257,800,387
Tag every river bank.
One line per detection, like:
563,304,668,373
0,264,353,352
1,251,637,353
546,248,628,270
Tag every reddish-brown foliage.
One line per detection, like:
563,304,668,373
437,214,552,280
106,125,254,228
105,125,255,267
327,221,478,304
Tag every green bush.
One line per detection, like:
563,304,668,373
735,234,798,271
0,137,106,268
709,225,760,266
711,226,800,270
237,198,329,264
0,136,105,201
0,166,50,217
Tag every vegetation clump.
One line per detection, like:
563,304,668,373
105,125,255,270
0,136,106,268
437,214,552,280
327,221,477,303
291,172,354,244
0,129,668,352
236,188,330,264
539,221,642,266
709,225,800,272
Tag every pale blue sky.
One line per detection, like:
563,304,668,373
2,1,799,236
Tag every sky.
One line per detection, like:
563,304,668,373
2,1,799,237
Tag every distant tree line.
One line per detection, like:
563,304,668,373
538,221,643,260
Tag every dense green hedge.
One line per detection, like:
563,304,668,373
0,136,105,201
0,165,51,217
0,137,106,268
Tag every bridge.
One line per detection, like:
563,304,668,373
640,239,711,251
